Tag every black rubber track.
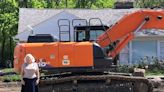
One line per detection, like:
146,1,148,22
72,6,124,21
39,75,153,92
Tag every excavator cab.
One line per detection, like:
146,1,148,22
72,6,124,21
72,18,109,42
57,18,118,66
74,25,108,42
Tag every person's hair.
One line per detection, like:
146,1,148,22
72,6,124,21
24,54,35,63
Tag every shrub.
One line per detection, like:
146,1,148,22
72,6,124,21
3,75,21,82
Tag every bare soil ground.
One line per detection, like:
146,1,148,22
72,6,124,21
153,86,164,92
153,82,164,92
0,87,20,92
0,82,21,92
0,82,164,92
0,86,164,92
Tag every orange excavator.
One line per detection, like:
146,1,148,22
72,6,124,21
14,9,164,92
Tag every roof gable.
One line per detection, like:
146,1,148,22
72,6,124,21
18,8,139,33
18,8,62,33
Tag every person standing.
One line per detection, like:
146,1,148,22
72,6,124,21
21,54,40,92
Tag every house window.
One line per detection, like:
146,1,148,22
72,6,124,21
159,42,164,60
119,45,129,65
131,40,157,64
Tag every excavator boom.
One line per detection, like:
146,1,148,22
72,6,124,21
97,10,164,58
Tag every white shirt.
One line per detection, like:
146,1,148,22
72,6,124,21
23,62,39,79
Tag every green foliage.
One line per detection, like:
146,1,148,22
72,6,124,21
92,0,115,9
135,56,164,76
118,57,164,76
2,75,21,82
145,68,164,76
0,0,18,67
19,0,116,9
0,68,21,82
135,0,164,8
137,56,164,70
30,0,47,8
117,65,135,73
1,68,14,73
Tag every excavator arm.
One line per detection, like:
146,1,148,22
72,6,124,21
97,10,164,58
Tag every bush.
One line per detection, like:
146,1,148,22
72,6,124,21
1,68,14,73
117,56,164,76
117,65,136,73
0,68,21,82
3,75,21,82
135,56,164,76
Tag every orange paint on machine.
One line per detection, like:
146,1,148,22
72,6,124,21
14,42,93,73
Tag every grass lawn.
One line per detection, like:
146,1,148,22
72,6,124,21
145,68,164,76
1,68,14,73
0,68,21,82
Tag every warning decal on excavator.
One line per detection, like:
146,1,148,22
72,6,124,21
50,54,55,59
62,60,70,65
62,55,70,65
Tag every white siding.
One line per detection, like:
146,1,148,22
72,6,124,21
15,12,80,42
131,40,157,64
119,45,129,65
119,38,164,65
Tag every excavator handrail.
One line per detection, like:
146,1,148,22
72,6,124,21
58,19,71,41
72,19,88,27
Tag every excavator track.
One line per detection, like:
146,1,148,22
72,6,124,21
39,74,153,92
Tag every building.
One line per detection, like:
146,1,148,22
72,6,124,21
15,8,164,65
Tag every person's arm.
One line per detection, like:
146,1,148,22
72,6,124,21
21,64,25,85
35,63,40,85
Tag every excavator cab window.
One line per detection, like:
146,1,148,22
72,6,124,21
72,18,109,42
74,25,109,42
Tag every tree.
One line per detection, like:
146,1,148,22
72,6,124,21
0,0,18,67
135,0,164,8
92,0,115,8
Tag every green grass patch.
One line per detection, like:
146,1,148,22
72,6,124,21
145,68,164,76
2,75,21,82
0,68,21,82
0,68,14,73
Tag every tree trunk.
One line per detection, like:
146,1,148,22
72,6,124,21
65,0,68,8
55,0,61,8
82,0,85,8
47,0,52,8
9,36,12,67
1,30,6,67
75,0,80,8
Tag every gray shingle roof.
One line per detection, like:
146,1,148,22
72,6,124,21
18,8,139,33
